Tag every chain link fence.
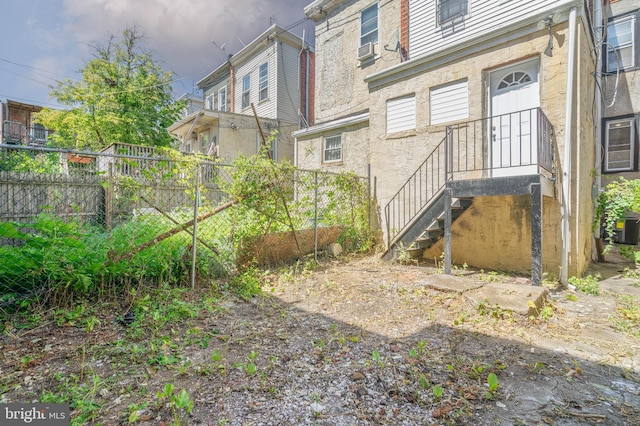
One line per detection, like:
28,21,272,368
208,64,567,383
0,144,372,314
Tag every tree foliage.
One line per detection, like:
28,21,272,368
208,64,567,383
595,178,640,247
36,27,184,151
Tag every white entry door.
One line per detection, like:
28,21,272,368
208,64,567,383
489,59,540,177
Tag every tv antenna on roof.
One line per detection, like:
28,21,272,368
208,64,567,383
211,38,227,53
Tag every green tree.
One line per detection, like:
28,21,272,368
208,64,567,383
37,26,184,150
595,178,640,247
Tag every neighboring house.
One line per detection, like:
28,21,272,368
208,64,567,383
600,0,639,181
168,24,315,164
177,93,205,119
0,99,54,145
599,0,640,243
296,0,601,284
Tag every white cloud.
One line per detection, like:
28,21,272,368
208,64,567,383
61,0,314,89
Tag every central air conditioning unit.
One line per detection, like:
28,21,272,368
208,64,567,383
357,42,374,61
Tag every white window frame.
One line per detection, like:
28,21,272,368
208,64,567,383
242,74,251,109
606,14,636,72
386,95,416,134
218,87,227,112
360,3,379,46
205,94,215,110
323,135,342,163
258,63,269,102
604,117,635,172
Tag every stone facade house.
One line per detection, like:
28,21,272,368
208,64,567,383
169,24,315,164
295,0,602,284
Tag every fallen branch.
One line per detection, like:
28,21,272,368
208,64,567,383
108,197,239,264
567,412,606,420
140,196,220,255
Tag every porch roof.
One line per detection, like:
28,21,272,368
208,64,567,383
168,110,220,137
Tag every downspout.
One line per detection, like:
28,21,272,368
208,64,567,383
229,61,235,114
593,0,603,224
305,46,310,126
298,30,311,127
561,7,577,285
299,30,305,126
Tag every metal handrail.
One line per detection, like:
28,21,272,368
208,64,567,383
384,107,554,248
385,131,449,247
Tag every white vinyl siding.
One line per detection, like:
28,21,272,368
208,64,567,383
430,80,468,125
387,95,416,134
236,44,280,120
259,62,269,101
205,77,230,111
276,42,300,123
605,117,635,172
606,15,636,72
324,136,342,163
408,0,561,60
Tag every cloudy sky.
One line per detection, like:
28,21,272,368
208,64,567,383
0,0,315,109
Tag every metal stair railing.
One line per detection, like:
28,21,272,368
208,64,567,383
384,107,554,250
384,130,450,248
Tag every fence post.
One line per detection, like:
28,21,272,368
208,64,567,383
105,163,113,231
313,170,318,263
367,164,371,232
445,126,452,180
190,166,200,289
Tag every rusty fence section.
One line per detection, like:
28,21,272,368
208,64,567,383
0,145,370,312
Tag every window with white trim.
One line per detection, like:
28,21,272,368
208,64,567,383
387,95,416,134
430,80,468,125
604,117,636,172
206,94,215,110
324,136,342,163
218,87,227,112
258,63,269,101
360,3,378,46
242,74,251,109
437,0,468,26
606,14,636,72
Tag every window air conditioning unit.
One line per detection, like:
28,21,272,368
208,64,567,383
358,42,374,61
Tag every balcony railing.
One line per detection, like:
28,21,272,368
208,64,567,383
2,121,53,146
385,107,554,247
447,108,553,178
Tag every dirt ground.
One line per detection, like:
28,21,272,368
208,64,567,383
1,250,640,425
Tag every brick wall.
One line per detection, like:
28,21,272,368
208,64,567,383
299,48,316,126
